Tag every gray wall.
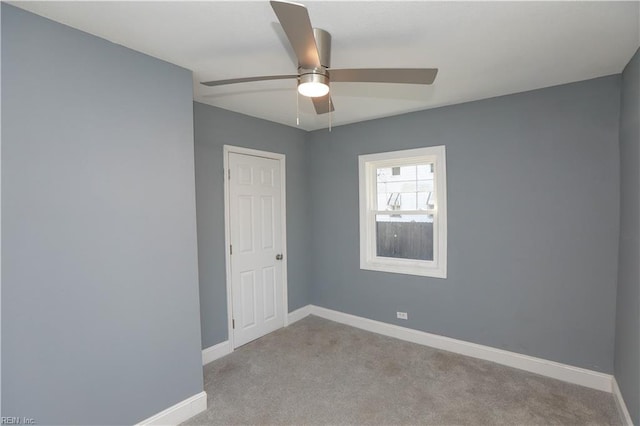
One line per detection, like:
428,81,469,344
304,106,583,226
2,5,203,424
307,76,621,373
1,3,3,416
615,47,640,425
194,102,309,349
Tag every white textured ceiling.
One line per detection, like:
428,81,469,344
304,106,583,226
9,1,640,131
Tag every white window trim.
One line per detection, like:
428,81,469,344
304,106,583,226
359,146,447,278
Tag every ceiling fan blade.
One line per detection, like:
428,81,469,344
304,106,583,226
201,74,297,87
270,1,321,69
311,94,335,115
330,68,438,85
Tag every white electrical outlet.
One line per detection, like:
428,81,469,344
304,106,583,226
397,312,408,320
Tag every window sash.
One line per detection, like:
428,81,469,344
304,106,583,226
366,211,439,267
359,146,447,278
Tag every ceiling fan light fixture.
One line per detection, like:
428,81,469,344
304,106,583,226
298,72,330,97
298,82,329,97
200,2,439,117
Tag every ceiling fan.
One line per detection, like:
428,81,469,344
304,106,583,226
201,0,438,115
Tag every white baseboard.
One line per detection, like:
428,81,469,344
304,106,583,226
613,377,634,425
136,391,207,426
302,304,613,393
202,340,232,365
287,305,313,325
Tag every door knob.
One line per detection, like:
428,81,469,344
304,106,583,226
276,254,283,260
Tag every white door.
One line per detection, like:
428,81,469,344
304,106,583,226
228,151,284,348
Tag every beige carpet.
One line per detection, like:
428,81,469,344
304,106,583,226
183,316,620,425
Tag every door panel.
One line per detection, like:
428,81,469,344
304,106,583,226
263,266,276,320
261,196,274,249
238,196,254,253
240,271,256,329
229,152,284,348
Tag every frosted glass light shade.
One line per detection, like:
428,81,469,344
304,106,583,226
298,72,330,97
298,81,329,97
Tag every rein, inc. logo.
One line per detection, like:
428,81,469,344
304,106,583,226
1,418,36,425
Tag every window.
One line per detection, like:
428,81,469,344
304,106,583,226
359,146,447,278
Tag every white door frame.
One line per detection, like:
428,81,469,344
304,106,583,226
223,145,288,351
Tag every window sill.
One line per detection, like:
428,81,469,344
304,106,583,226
360,261,447,279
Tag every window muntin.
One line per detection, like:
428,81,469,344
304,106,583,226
359,146,447,278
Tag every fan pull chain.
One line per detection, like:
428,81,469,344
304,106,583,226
328,97,332,132
296,90,300,126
